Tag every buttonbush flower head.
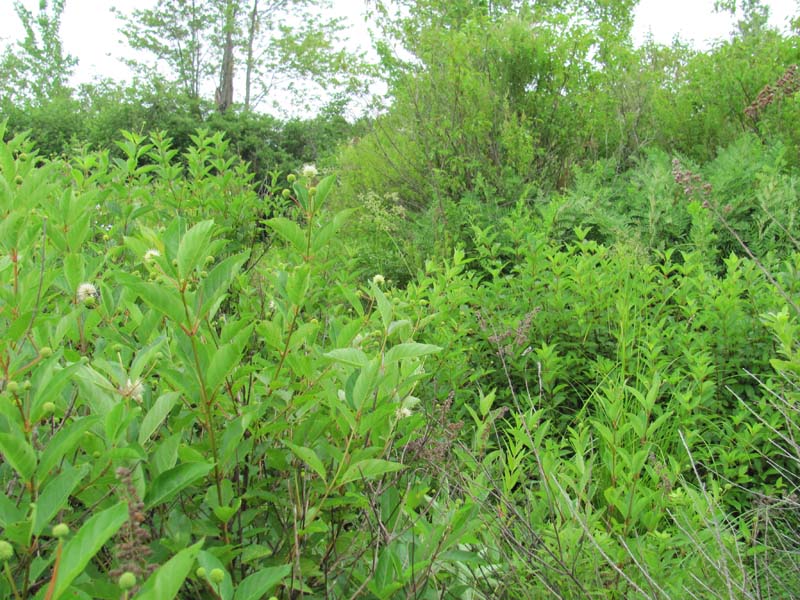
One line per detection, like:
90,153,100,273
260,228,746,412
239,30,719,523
301,163,318,179
121,378,144,403
372,274,385,286
143,248,160,263
396,406,413,419
76,282,99,304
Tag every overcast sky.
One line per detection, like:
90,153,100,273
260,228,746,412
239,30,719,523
0,0,796,107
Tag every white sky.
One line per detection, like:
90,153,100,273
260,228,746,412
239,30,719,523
0,0,796,111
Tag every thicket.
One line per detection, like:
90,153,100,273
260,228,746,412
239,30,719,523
2,0,800,598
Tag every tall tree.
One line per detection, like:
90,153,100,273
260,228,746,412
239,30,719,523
0,0,77,105
116,0,369,114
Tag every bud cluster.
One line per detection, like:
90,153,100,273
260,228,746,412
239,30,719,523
745,64,800,121
672,158,713,203
111,467,156,589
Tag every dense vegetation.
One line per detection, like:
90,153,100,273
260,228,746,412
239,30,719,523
2,0,800,598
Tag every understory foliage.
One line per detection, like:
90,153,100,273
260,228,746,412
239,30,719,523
2,2,800,599
2,116,800,598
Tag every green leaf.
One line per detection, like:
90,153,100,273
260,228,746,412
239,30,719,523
138,392,181,445
285,442,327,482
34,464,89,536
177,220,216,278
311,174,336,211
0,432,36,481
145,462,213,509
198,252,249,320
197,551,233,600
371,283,392,330
44,502,128,600
339,459,405,486
324,348,369,367
121,277,186,325
384,343,441,363
233,565,292,600
266,217,306,254
37,417,99,480
206,325,253,394
286,265,311,307
134,540,203,600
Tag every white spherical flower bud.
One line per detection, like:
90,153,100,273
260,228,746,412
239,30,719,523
395,406,413,419
144,248,161,263
301,164,318,179
76,282,99,304
122,378,144,403
372,274,385,286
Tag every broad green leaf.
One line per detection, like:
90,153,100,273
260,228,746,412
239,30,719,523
37,417,99,480
130,336,167,382
339,459,405,486
134,540,203,600
384,343,441,363
286,265,311,307
34,464,89,536
206,325,253,394
371,283,392,330
138,392,181,445
0,432,36,481
177,220,216,278
145,462,213,509
352,357,380,409
198,251,249,320
43,502,128,600
0,492,23,528
285,442,327,482
324,348,369,368
233,565,292,600
197,551,233,600
120,277,186,325
311,174,336,211
266,217,306,254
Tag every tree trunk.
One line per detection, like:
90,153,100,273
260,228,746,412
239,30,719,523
244,0,259,112
216,0,237,113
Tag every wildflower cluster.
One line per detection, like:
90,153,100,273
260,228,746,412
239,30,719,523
745,64,800,120
111,467,156,589
672,158,713,205
476,308,539,359
360,191,406,234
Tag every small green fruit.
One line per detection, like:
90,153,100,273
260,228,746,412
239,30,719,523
40,346,53,358
309,186,317,195
42,402,56,416
287,174,296,183
0,540,13,561
22,380,31,390
118,572,137,590
6,381,19,394
14,175,23,185
196,567,207,578
205,256,215,265
282,189,291,198
210,568,225,584
52,523,69,539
